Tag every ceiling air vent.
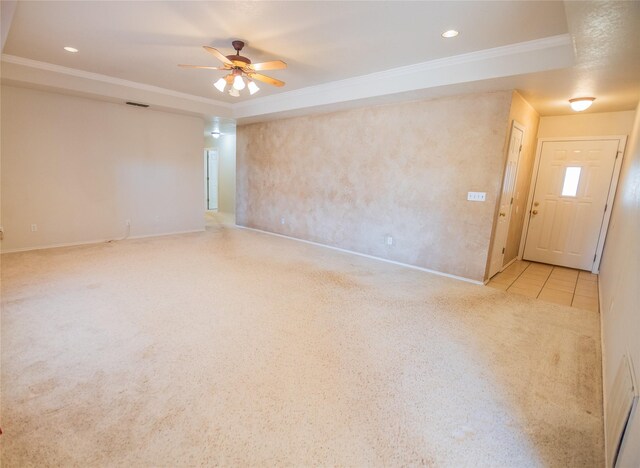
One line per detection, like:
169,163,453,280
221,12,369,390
125,101,149,108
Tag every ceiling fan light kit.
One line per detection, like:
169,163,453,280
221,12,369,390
213,78,226,92
233,74,246,91
179,40,286,97
248,81,260,95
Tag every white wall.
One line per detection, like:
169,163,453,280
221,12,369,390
205,130,236,216
599,104,640,466
537,110,636,138
1,85,205,252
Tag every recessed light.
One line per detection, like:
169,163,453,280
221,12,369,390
63,46,78,53
569,97,595,112
441,30,459,38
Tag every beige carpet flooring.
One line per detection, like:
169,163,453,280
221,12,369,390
1,220,603,466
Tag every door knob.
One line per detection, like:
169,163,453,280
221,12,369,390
534,201,540,207
532,210,539,215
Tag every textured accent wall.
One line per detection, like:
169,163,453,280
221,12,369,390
237,91,512,281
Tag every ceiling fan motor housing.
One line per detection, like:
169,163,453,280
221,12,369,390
228,40,251,67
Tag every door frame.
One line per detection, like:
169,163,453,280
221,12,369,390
518,135,628,273
488,119,526,278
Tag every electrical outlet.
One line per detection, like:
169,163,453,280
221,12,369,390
467,192,486,202
31,224,38,232
385,235,394,246
280,217,285,225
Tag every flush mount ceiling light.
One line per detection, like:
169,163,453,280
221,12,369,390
63,46,78,53
211,131,221,139
441,30,459,38
569,97,596,112
179,40,286,97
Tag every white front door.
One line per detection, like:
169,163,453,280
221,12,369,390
207,150,218,210
523,139,619,270
489,122,524,278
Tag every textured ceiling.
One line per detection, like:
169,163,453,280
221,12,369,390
512,0,640,115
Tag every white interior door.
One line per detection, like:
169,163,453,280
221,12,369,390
207,150,218,211
523,139,619,270
489,122,524,278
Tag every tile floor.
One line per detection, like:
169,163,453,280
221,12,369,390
487,260,599,312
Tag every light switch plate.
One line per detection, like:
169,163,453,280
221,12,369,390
467,192,486,202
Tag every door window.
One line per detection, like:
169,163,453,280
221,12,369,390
561,166,581,197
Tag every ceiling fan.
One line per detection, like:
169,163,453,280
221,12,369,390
178,40,286,97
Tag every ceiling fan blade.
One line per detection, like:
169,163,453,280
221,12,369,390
203,46,234,66
248,73,285,87
178,64,228,70
248,60,287,71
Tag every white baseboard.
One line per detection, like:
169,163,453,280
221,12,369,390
502,256,518,271
3,224,484,285
235,224,484,285
483,256,519,285
0,228,206,254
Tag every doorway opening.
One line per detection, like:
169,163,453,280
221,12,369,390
206,149,218,211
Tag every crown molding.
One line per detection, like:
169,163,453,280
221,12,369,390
1,54,232,108
233,34,573,120
1,34,573,121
